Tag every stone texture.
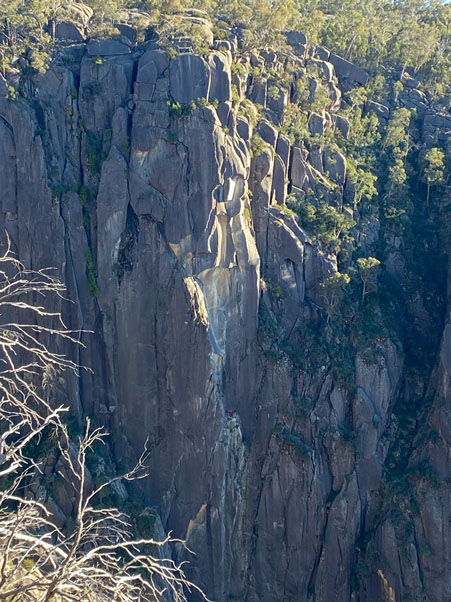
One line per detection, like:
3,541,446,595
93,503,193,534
366,100,389,119
170,53,210,103
54,21,85,42
87,39,131,56
308,111,325,136
332,113,350,139
1,40,450,602
329,53,369,85
285,31,307,46
209,51,232,102
271,155,287,205
323,146,346,185
257,119,277,147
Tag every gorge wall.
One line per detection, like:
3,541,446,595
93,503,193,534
0,18,450,602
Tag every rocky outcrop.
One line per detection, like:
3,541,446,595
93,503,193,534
0,23,449,602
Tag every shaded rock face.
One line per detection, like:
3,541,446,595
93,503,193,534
0,36,449,602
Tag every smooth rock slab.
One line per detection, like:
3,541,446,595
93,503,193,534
88,39,131,56
169,53,210,103
257,119,278,147
323,147,346,185
329,53,368,85
54,21,85,42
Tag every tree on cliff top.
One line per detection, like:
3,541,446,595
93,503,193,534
0,240,203,601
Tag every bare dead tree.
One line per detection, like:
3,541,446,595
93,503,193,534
0,239,205,602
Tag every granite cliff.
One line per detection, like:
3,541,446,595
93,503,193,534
0,15,450,602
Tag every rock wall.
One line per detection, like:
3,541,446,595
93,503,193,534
0,29,449,602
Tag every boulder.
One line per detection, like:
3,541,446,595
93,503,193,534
307,58,334,83
68,1,93,26
214,40,232,53
328,81,342,111
366,100,389,119
267,85,287,120
216,101,232,128
209,51,231,102
87,39,131,56
285,31,307,46
114,23,138,44
308,145,323,174
329,53,369,85
315,45,330,61
261,50,277,65
139,49,169,76
237,117,251,142
323,147,346,185
291,147,309,190
54,21,85,42
308,112,325,136
401,72,420,89
332,114,350,139
182,15,213,43
249,79,266,106
257,119,278,148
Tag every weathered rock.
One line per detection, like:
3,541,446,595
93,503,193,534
237,116,251,142
285,31,307,46
329,53,369,85
366,100,389,119
257,119,277,147
276,134,290,174
1,40,450,602
308,58,334,82
54,21,85,42
87,39,131,56
209,51,231,102
114,23,138,44
328,80,342,111
401,71,420,89
308,145,323,173
169,53,210,103
323,147,346,185
291,147,309,190
249,78,266,105
271,155,287,205
332,113,350,139
314,45,330,61
308,111,325,136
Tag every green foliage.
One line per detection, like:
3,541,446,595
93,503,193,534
287,195,355,250
136,511,158,538
346,158,377,208
85,130,105,176
356,257,381,304
85,248,99,297
21,558,35,572
422,147,445,186
383,108,412,158
268,85,280,102
231,83,240,106
274,424,310,460
280,103,308,145
274,204,296,218
167,99,198,120
421,146,446,202
320,272,351,322
82,81,103,101
250,134,269,158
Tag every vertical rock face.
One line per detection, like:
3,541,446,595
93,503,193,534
0,34,449,602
